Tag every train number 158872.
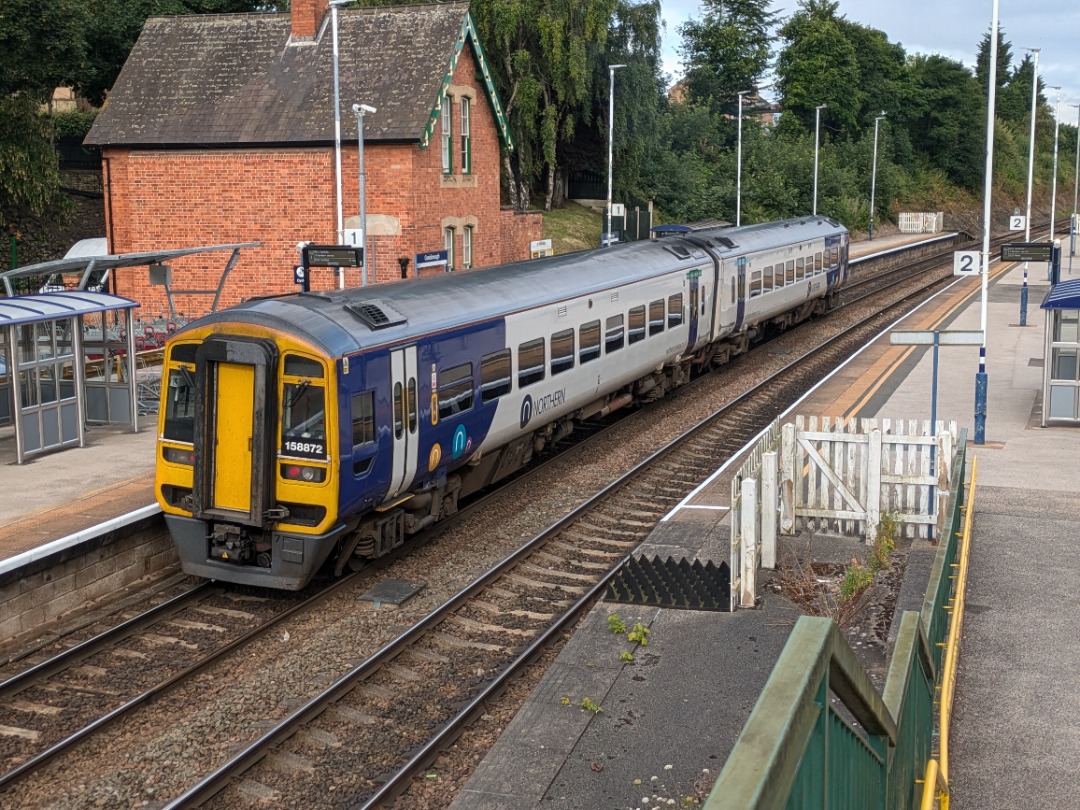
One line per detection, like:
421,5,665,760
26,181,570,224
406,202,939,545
283,440,326,456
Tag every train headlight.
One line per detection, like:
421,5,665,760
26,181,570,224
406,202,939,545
163,446,195,465
281,464,327,483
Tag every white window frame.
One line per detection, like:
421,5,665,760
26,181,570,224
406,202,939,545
444,226,455,272
460,97,471,175
441,94,452,175
462,225,473,270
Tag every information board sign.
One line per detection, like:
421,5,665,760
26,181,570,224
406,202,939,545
302,244,363,268
1001,242,1054,263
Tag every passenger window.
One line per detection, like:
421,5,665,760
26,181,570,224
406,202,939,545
518,338,545,387
580,320,601,363
628,307,646,344
480,349,511,402
351,391,375,446
749,271,762,298
668,294,683,327
551,329,575,375
761,266,772,293
785,260,795,285
393,382,404,439
815,252,823,274
438,363,473,418
649,300,665,335
605,315,625,353
730,277,736,303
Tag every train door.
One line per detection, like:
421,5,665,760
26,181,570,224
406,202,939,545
734,256,747,330
686,268,701,350
192,337,276,525
386,345,419,499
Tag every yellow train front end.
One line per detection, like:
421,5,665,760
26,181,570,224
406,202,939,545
155,322,345,589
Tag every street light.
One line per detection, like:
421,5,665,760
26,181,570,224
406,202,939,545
868,111,886,240
1049,86,1062,245
813,103,827,215
605,63,626,248
1020,47,1039,325
1072,102,1080,275
353,103,376,286
736,90,751,226
330,0,352,289
975,0,1000,446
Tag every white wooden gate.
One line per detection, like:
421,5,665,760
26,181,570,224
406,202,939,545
731,416,957,609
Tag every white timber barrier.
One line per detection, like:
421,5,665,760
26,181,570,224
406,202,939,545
898,211,944,234
731,416,957,608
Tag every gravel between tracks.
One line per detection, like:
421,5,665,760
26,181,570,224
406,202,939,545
2,268,937,809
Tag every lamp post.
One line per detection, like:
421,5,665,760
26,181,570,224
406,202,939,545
1021,47,1039,325
330,0,351,289
1072,102,1080,275
869,111,886,240
353,103,376,286
736,90,751,226
605,63,626,248
1049,86,1062,245
975,0,1000,446
813,103,827,215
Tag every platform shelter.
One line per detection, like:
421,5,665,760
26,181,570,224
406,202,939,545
1040,278,1080,425
0,292,139,463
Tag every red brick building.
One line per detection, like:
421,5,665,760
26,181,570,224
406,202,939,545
85,1,541,316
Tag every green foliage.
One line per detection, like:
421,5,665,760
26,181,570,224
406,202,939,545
0,98,67,229
839,560,873,602
607,613,627,635
52,110,99,139
581,697,604,713
627,621,650,646
619,651,634,664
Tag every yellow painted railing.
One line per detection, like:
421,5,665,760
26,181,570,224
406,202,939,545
919,455,978,810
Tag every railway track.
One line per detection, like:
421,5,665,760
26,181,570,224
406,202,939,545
0,230,1032,806
161,248,978,809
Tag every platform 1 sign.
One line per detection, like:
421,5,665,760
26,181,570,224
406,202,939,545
953,250,980,276
1001,242,1054,263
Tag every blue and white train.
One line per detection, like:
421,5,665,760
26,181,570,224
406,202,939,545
155,216,849,589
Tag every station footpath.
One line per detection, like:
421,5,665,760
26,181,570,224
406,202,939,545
451,258,1080,809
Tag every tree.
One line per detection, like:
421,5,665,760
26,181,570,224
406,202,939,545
904,54,984,187
975,26,1012,100
679,0,776,114
0,0,89,228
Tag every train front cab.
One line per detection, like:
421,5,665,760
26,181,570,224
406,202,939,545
156,331,344,590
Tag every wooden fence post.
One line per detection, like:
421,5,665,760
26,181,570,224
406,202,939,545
741,477,758,607
761,451,778,569
780,422,796,534
866,428,882,544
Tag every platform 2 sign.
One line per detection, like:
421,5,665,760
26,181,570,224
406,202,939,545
1001,242,1054,263
953,251,980,276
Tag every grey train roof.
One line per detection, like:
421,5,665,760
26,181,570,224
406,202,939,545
183,217,845,359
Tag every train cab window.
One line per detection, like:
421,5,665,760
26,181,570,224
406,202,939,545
518,338,546,387
580,320,601,363
352,391,375,446
480,349,512,402
163,366,196,443
285,355,324,378
785,260,795,285
668,294,684,328
605,315,625,353
282,381,326,457
551,329,575,374
748,271,762,298
628,307,646,344
438,363,474,418
648,300,665,335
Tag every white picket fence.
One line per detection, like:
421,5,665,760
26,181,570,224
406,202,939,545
898,211,945,234
730,416,958,608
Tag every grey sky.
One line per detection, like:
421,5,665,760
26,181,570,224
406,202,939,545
660,1,1080,116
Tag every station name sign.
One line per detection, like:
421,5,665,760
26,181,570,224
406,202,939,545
1001,242,1054,263
303,244,363,268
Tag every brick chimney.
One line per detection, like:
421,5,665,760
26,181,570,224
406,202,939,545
291,0,325,39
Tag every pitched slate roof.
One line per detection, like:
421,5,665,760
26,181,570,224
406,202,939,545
86,2,511,150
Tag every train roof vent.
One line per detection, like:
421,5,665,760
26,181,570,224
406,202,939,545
346,299,407,329
712,236,737,248
663,243,691,260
